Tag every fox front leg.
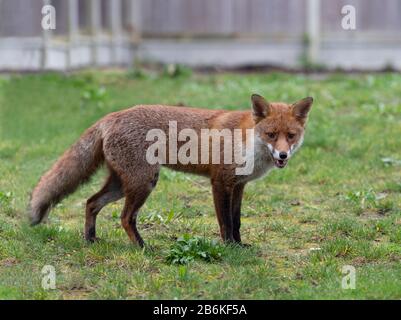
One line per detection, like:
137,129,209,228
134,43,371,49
212,182,234,243
232,183,245,243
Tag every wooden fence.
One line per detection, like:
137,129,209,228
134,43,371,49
141,0,401,36
0,0,401,70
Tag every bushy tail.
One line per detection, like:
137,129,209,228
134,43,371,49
29,124,104,225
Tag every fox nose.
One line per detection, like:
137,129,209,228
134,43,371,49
279,152,287,159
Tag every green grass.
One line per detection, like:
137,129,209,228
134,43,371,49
0,70,400,299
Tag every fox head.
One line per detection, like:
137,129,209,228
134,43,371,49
251,94,313,169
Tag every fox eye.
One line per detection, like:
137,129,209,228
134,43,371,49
287,133,296,139
266,132,276,139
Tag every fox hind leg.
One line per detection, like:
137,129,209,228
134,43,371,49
85,170,123,242
120,169,159,247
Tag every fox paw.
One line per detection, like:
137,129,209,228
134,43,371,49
85,236,101,243
236,242,252,248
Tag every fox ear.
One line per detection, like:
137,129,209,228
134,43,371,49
292,97,313,122
251,94,271,122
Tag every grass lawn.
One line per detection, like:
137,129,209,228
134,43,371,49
0,70,400,299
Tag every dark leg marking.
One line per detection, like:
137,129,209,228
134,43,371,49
232,183,245,243
85,171,123,242
212,182,234,243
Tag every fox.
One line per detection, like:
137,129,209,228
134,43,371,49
29,94,313,247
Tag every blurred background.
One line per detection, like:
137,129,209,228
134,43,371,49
0,0,401,71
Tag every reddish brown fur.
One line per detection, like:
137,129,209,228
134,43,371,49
29,95,313,247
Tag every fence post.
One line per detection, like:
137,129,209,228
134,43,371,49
110,0,122,65
90,0,101,67
306,0,321,64
67,0,79,69
41,0,53,70
221,0,233,34
129,0,142,44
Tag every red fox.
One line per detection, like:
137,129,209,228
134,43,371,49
29,94,313,247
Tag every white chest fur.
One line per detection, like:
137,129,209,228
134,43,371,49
237,134,274,183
